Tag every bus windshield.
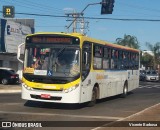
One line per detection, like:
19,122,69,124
24,46,80,78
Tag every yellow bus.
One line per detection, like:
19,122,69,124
17,32,140,106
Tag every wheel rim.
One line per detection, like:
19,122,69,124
2,79,7,84
124,85,127,95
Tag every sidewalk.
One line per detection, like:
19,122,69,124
0,84,21,93
93,104,160,130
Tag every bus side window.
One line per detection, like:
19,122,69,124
135,53,139,69
130,53,135,69
111,49,118,69
93,45,103,69
103,47,109,69
110,49,114,69
121,51,125,70
118,50,122,69
114,50,118,69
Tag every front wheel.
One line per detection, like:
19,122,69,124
87,87,97,107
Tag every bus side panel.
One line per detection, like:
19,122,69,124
80,72,93,103
127,69,139,91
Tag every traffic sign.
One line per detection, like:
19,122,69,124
3,6,15,18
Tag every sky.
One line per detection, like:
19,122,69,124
1,0,160,50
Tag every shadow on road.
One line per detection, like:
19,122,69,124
24,92,134,110
24,100,86,110
96,92,134,104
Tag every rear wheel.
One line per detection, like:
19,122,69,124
121,83,128,98
2,78,8,85
87,87,97,107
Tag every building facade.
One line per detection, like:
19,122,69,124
0,19,34,78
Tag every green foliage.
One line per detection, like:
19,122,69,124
116,34,140,49
146,42,160,69
141,52,154,68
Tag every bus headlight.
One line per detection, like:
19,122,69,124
22,83,33,90
63,84,79,93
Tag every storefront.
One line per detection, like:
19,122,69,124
0,19,34,79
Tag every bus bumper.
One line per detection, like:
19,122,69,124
21,84,81,104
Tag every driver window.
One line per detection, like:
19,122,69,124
82,42,92,80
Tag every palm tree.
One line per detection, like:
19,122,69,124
146,42,160,69
116,34,140,49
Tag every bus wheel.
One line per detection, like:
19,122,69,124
121,83,128,98
87,87,97,107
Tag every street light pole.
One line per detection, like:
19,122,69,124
66,2,102,32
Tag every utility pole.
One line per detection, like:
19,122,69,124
80,19,89,35
66,2,102,32
65,11,83,33
65,12,89,35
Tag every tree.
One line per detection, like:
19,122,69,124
140,52,154,69
146,42,160,69
116,34,140,49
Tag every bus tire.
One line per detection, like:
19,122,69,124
87,87,97,107
121,83,128,98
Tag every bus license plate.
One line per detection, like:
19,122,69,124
41,94,51,99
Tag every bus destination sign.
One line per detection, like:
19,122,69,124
31,37,72,44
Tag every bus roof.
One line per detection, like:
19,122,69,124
27,32,139,53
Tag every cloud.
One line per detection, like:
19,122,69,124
63,8,74,13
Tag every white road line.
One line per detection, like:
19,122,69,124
91,102,160,130
0,111,124,120
152,85,160,88
138,85,151,88
138,84,160,88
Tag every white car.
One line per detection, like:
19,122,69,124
145,70,159,82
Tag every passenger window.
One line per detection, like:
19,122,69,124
93,45,103,69
103,47,110,69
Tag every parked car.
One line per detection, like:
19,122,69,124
145,70,159,82
0,68,19,85
139,70,146,81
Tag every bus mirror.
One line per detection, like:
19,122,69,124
17,43,25,63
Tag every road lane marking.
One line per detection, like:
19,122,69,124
138,84,160,88
92,102,160,130
0,111,124,120
138,85,152,88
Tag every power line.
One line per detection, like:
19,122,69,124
118,1,160,13
23,0,63,12
36,25,64,28
14,0,63,14
1,11,160,22
84,16,160,22
0,11,67,18
1,0,63,15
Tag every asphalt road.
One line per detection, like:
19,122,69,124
0,81,160,130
